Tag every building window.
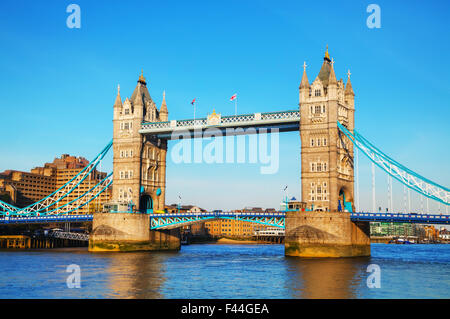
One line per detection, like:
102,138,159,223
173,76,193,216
315,105,321,113
311,163,316,172
315,89,321,97
323,138,327,146
317,138,321,147
322,105,326,113
311,139,315,147
124,109,130,115
317,163,322,172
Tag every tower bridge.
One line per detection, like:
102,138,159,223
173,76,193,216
0,48,449,256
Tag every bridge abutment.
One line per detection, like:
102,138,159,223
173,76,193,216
89,213,180,252
284,211,370,257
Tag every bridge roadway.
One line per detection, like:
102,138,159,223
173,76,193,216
1,212,449,228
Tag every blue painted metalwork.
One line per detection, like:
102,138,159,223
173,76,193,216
149,211,450,229
0,214,93,224
350,212,450,224
1,211,448,226
0,141,113,215
0,174,112,217
337,122,449,205
149,212,286,230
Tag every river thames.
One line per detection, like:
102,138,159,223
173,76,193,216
0,243,449,299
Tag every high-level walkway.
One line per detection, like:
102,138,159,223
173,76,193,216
140,110,300,139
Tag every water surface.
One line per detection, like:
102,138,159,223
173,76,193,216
0,244,448,298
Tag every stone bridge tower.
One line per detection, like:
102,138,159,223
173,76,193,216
285,48,369,258
112,72,168,212
89,72,179,252
299,47,355,212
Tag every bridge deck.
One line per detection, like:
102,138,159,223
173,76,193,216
1,212,448,227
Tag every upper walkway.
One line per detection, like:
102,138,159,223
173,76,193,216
139,110,300,139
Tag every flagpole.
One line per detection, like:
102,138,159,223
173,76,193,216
235,97,237,116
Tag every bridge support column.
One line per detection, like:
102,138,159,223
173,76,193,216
89,213,180,252
284,211,370,257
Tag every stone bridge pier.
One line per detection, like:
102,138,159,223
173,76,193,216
89,213,180,252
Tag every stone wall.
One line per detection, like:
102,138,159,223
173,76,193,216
89,213,180,252
285,211,370,257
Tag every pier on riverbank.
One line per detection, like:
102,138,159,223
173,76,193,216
0,234,88,249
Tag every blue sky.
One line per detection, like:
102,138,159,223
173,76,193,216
0,0,448,212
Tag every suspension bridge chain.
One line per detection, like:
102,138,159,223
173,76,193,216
338,122,449,206
0,141,113,216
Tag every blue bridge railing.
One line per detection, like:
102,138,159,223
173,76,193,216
0,212,448,227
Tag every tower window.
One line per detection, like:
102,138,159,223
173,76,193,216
124,109,130,115
315,89,321,97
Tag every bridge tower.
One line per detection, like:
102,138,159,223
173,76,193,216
285,48,370,257
299,47,355,213
89,72,179,252
112,72,167,212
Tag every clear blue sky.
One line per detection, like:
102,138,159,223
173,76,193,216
0,0,449,212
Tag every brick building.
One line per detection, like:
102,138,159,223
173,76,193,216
0,154,110,213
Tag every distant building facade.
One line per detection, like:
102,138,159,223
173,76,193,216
0,154,110,213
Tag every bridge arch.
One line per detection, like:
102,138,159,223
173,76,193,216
338,186,353,212
139,194,153,213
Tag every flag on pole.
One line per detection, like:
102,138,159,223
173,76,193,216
230,93,237,101
191,98,196,105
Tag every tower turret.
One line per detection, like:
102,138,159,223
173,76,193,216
345,70,355,109
327,58,338,99
159,91,168,121
299,62,310,104
113,84,122,120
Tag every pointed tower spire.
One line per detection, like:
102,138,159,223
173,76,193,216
324,44,331,62
133,80,143,106
159,90,168,121
345,70,354,96
317,45,332,86
138,69,147,85
114,84,122,108
299,61,310,89
328,58,337,86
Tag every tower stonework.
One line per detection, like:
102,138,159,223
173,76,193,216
89,73,179,252
285,48,370,257
112,73,167,212
299,48,355,212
